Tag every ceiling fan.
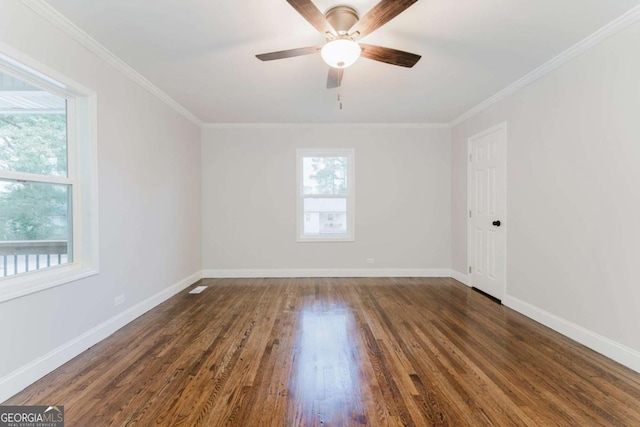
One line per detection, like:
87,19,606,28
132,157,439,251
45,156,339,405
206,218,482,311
256,0,422,89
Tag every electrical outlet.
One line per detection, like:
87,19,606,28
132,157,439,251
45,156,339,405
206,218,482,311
366,258,375,264
114,294,125,306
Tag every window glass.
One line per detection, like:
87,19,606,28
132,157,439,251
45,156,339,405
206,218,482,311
297,149,354,241
302,156,347,195
0,180,71,277
0,68,74,281
303,198,347,236
0,71,68,176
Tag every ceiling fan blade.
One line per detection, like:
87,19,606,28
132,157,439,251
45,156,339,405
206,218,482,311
349,0,418,39
327,67,344,89
360,44,421,68
287,0,336,36
256,46,321,61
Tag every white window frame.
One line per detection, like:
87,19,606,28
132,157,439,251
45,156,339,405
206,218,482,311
0,43,99,303
296,148,355,242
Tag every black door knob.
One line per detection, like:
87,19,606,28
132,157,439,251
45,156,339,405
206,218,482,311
492,220,501,227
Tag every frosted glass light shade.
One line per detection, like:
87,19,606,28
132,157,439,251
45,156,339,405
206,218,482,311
321,39,361,68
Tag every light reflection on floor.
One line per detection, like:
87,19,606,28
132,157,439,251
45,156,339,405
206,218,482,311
287,306,367,425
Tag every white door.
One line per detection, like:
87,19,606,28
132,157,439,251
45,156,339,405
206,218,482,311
468,123,506,300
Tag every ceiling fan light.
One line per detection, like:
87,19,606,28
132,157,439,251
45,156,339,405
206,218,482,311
321,39,361,68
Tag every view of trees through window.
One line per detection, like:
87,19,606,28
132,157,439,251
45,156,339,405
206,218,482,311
0,113,69,241
305,156,347,195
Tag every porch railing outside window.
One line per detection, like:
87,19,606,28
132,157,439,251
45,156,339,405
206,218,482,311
0,240,68,277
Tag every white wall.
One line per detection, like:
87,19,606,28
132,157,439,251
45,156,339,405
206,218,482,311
202,126,451,275
0,2,202,399
451,21,640,368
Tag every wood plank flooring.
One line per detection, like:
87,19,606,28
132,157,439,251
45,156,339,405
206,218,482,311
5,278,640,426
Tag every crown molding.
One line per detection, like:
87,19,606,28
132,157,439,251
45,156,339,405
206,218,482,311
20,0,202,127
451,5,640,126
202,122,451,129
20,1,640,130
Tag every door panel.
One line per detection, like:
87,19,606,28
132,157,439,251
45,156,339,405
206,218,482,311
487,230,496,279
468,123,506,300
475,229,484,275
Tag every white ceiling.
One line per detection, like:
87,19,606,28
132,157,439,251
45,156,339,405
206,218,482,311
45,0,640,123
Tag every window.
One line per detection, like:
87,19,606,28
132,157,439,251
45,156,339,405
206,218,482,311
0,48,97,302
297,149,354,242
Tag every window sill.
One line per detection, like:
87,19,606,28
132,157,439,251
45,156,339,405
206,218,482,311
0,264,98,303
297,236,355,243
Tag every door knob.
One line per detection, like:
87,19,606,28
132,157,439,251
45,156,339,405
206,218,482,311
492,220,501,227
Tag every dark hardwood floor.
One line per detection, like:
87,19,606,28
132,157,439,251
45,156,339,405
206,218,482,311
5,278,640,426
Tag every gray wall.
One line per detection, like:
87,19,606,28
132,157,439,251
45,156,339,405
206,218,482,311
0,2,201,384
451,21,640,354
202,126,451,273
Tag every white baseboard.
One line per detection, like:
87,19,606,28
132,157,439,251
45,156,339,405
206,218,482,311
503,295,640,374
450,270,471,287
202,268,452,278
0,270,202,402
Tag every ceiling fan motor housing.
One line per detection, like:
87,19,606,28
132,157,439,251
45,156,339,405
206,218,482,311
325,5,359,35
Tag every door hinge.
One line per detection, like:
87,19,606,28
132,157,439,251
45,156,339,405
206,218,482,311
469,153,472,161
469,210,472,218
468,266,472,274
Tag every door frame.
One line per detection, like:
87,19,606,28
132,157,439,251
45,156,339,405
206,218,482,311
467,122,508,300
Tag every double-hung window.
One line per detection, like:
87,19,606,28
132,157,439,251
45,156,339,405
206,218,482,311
0,48,97,302
297,149,354,242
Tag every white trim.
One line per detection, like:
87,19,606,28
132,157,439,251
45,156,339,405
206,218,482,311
450,270,471,287
0,44,99,303
0,270,202,402
503,295,640,374
0,41,95,99
202,123,451,129
467,121,508,142
202,268,452,278
0,170,73,186
18,0,202,127
78,94,100,275
297,148,355,242
451,5,640,126
0,268,98,304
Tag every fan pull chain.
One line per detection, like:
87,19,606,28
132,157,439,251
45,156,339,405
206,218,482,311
338,92,343,110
